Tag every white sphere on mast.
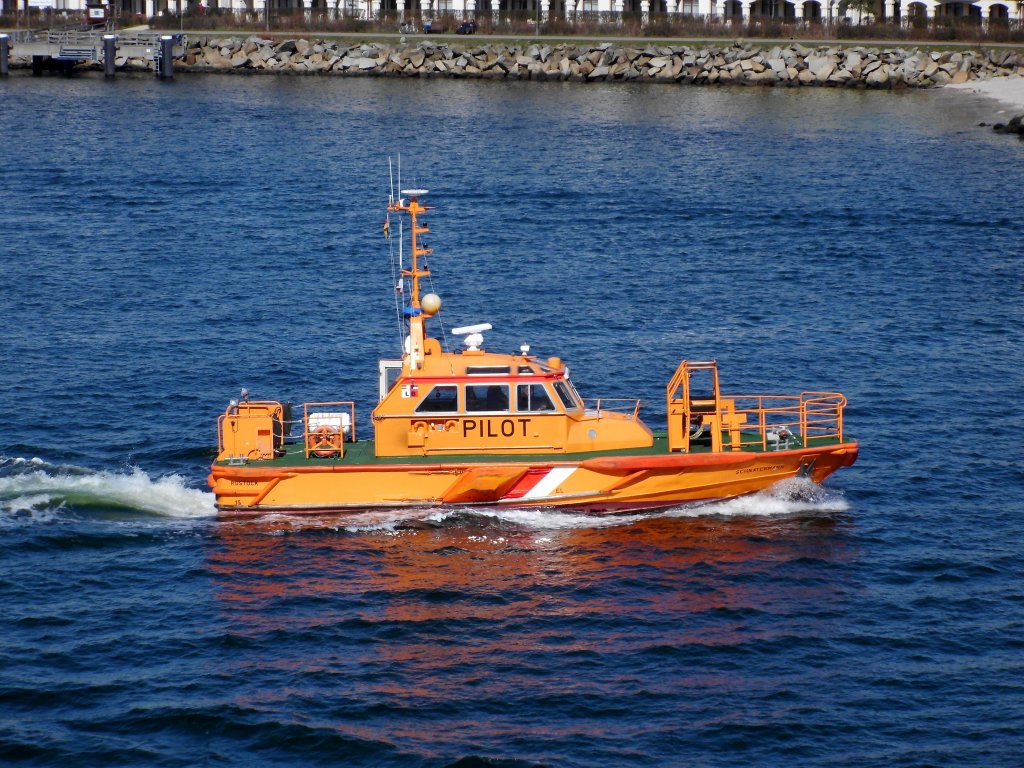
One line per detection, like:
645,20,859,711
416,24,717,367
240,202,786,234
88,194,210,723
421,293,442,316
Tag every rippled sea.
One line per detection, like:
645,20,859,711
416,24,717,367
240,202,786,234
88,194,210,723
1,71,1022,767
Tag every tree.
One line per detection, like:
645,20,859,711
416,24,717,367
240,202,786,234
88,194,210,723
840,0,875,23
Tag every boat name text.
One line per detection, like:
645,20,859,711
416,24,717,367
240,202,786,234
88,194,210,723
463,418,531,438
736,464,785,475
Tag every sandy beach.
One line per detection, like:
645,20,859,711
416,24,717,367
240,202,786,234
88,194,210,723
945,74,1024,113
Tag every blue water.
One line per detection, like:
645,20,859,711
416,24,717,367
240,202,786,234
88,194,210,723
1,72,1023,767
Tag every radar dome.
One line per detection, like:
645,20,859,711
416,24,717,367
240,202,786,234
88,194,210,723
421,293,442,316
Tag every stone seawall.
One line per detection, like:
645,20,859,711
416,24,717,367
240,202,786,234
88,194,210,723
11,38,1024,88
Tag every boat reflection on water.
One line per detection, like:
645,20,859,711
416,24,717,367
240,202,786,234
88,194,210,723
206,487,855,648
202,491,855,756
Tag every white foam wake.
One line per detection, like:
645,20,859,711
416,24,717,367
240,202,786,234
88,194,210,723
0,458,216,519
664,477,849,519
421,477,848,531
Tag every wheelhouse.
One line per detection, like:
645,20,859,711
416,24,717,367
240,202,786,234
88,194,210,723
370,342,650,457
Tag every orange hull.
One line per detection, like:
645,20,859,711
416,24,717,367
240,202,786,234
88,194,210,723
210,442,857,515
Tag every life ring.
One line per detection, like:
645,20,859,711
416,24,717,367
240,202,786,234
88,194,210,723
309,425,341,457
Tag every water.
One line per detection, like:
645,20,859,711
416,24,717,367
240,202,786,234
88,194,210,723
1,72,1023,767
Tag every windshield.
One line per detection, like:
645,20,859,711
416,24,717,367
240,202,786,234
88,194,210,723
553,380,580,411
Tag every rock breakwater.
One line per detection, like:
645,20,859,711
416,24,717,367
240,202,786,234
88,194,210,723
174,38,1024,88
12,38,1024,88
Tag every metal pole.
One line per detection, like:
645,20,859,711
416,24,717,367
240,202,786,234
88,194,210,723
158,35,174,79
0,35,9,77
103,34,117,78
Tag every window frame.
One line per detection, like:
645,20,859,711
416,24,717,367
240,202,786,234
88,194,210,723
414,384,459,414
464,383,511,413
516,383,557,413
553,380,580,411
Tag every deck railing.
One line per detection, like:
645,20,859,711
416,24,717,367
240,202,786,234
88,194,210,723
719,392,847,452
665,359,847,453
583,398,642,420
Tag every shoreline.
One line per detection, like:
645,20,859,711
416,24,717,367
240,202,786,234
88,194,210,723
944,74,1024,111
7,37,1024,107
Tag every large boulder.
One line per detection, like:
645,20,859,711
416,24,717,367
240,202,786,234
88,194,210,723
807,55,836,82
865,65,890,87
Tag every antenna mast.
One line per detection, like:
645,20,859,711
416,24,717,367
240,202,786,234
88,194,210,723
389,188,432,369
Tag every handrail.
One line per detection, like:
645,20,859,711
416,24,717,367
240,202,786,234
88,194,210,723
666,373,847,453
583,397,642,420
721,391,847,451
43,29,178,47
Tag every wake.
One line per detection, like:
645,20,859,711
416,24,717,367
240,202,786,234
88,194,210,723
0,456,216,520
340,476,850,533
0,455,845,532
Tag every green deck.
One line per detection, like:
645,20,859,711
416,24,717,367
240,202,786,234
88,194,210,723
216,431,846,468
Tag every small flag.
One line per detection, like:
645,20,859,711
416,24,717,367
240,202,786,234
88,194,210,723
383,218,390,239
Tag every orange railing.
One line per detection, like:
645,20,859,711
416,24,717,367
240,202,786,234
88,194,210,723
665,360,847,453
721,392,847,452
302,401,357,459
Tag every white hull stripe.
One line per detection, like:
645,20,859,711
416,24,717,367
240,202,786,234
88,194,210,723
520,466,578,500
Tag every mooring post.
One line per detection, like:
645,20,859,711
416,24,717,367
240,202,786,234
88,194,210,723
158,35,174,80
0,35,10,78
103,35,117,78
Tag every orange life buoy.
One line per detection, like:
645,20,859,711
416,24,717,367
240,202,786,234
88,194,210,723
309,425,341,457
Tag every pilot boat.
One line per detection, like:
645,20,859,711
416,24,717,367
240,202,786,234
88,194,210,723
208,188,857,515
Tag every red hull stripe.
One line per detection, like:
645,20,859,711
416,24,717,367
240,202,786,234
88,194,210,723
501,466,554,499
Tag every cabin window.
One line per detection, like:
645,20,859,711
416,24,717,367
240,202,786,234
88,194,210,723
465,384,510,412
553,380,580,411
466,366,510,376
415,385,458,413
517,383,555,412
517,366,535,375
378,360,403,402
